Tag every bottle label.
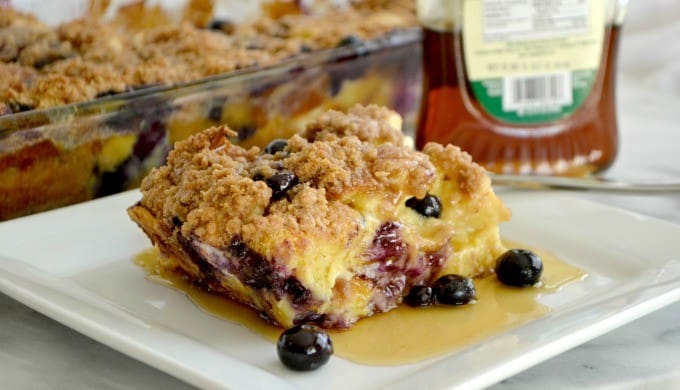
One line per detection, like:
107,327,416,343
463,0,605,124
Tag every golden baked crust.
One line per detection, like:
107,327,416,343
128,105,510,328
0,2,415,112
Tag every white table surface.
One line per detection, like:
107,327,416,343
2,2,680,388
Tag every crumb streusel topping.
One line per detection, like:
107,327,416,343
140,107,437,248
0,2,416,113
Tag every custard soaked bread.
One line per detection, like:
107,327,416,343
128,105,510,328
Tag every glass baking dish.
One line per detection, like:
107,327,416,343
0,28,422,221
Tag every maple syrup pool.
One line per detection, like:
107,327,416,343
134,242,585,366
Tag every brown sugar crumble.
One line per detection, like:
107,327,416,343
137,106,435,248
0,1,416,114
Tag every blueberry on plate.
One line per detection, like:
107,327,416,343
495,249,543,287
432,274,476,305
277,324,334,371
404,285,435,307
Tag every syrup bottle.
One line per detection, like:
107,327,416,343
416,0,628,176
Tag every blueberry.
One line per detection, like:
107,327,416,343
207,104,223,122
207,19,235,34
265,171,299,200
495,249,543,287
227,238,274,289
96,168,128,197
284,277,311,305
235,124,257,141
133,120,167,160
404,285,435,307
264,139,288,155
432,275,476,305
405,194,442,218
371,222,407,261
337,35,362,47
277,324,333,371
8,101,35,113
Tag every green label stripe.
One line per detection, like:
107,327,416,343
470,70,597,125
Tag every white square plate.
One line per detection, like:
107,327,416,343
0,190,679,389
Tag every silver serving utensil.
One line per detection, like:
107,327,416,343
490,173,680,193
